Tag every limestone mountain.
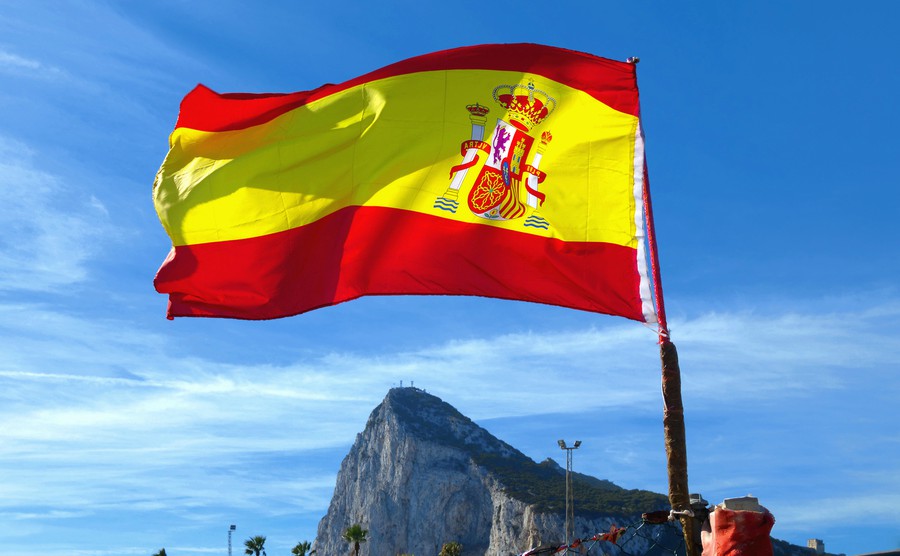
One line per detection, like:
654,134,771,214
314,387,673,555
314,388,823,555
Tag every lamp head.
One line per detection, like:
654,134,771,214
557,439,566,449
230,525,236,531
574,440,581,448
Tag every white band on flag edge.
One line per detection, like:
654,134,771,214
633,121,658,325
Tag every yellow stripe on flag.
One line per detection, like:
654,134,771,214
154,69,639,248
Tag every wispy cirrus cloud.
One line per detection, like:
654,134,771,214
775,492,900,530
1,294,896,507
0,293,896,556
0,137,114,292
0,49,64,79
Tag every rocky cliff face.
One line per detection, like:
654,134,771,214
314,388,673,555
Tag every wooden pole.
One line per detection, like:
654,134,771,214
635,83,699,554
661,340,698,556
645,187,699,554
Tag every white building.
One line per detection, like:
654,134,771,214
807,539,825,555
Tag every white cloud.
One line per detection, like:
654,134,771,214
775,493,900,530
0,296,896,526
671,304,898,398
4,509,87,520
0,137,114,292
0,50,64,79
0,50,40,69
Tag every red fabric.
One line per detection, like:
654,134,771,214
175,43,638,132
701,508,775,556
155,206,644,321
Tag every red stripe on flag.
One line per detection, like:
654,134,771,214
176,44,638,132
154,207,646,321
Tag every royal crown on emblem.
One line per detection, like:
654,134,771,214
466,103,490,118
492,80,557,131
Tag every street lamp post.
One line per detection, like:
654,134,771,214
558,439,581,552
228,524,236,556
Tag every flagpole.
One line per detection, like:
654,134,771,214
639,116,699,556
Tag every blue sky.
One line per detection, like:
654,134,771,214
1,2,898,555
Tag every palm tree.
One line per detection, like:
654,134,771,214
152,550,167,556
291,540,315,556
244,535,267,556
342,524,368,556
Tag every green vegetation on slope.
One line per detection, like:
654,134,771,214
473,453,669,517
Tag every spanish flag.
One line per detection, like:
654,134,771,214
153,43,658,323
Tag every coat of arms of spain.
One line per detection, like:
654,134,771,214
434,80,556,231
